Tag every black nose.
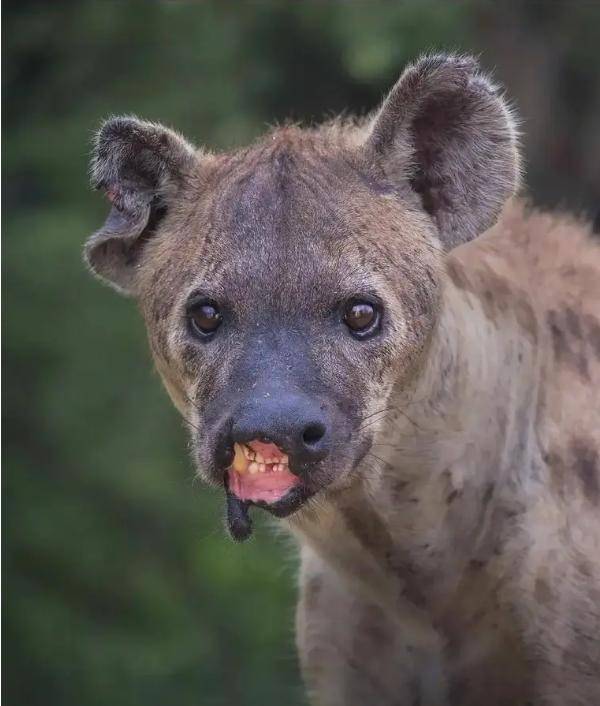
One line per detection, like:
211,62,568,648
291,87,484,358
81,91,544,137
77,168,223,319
229,389,330,465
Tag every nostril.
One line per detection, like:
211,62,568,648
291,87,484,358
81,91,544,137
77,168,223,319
302,422,327,447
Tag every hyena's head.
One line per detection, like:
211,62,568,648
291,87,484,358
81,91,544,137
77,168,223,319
85,55,519,539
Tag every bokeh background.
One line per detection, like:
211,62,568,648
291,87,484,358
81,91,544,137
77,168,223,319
3,2,599,705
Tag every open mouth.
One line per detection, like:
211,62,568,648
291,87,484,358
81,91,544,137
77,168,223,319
227,440,300,503
225,440,307,541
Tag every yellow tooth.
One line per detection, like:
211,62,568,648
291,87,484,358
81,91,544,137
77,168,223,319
248,462,259,475
281,454,289,464
255,452,265,464
232,443,248,474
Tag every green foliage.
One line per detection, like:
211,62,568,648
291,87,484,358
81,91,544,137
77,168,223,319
3,2,598,705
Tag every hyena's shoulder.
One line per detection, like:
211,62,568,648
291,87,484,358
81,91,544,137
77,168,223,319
448,198,600,506
457,201,600,699
498,201,600,499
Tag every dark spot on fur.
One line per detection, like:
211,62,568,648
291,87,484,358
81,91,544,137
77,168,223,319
575,557,594,581
479,288,501,323
469,559,486,570
545,450,567,497
547,309,590,379
446,260,538,342
446,489,460,504
392,479,409,500
399,570,427,608
570,438,599,504
342,501,426,607
534,577,553,605
341,505,386,556
483,482,495,506
582,313,600,359
564,307,582,338
547,311,565,356
445,259,471,290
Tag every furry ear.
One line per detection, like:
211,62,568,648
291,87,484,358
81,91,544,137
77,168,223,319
84,116,196,295
366,54,520,250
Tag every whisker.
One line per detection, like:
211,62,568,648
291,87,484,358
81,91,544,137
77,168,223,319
357,413,394,433
357,405,397,424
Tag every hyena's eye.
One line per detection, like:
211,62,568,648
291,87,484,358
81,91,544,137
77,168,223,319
187,298,223,338
343,298,381,339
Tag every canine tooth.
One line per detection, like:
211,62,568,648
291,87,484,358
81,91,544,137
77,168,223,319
248,462,259,475
242,445,252,459
255,452,265,464
258,463,266,473
232,443,248,473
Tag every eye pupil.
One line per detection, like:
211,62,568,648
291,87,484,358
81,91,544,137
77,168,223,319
189,301,222,336
343,300,378,335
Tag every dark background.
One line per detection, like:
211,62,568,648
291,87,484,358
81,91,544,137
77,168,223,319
3,2,599,705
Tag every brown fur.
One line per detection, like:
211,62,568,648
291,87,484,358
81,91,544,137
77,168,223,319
85,55,600,705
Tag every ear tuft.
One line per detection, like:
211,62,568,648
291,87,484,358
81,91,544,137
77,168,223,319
84,116,196,295
367,53,521,250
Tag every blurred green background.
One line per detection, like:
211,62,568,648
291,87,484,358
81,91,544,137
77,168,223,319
3,2,599,705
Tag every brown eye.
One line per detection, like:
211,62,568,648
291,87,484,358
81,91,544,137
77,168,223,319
343,299,380,337
188,299,222,337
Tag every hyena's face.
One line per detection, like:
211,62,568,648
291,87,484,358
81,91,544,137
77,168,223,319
85,55,519,537
140,142,442,528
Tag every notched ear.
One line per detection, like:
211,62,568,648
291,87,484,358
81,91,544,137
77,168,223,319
84,116,197,295
366,53,521,250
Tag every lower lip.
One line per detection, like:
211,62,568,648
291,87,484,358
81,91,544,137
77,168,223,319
227,467,301,504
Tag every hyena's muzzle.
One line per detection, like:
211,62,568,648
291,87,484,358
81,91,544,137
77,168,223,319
198,328,362,540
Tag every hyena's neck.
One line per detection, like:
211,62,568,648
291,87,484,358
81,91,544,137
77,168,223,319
292,268,541,613
363,270,541,600
291,265,542,616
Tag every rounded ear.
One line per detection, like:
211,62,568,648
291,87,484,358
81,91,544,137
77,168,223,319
366,54,521,250
84,116,197,295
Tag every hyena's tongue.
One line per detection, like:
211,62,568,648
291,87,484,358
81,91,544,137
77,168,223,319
227,440,299,503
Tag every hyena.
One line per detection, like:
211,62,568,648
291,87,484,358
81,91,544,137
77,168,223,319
85,55,600,705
